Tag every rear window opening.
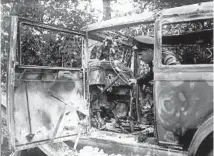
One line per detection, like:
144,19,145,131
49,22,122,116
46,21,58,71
161,18,213,65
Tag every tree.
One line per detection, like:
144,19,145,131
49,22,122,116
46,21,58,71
103,0,111,20
134,0,212,12
1,0,98,88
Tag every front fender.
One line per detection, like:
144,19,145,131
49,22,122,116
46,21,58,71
188,115,213,156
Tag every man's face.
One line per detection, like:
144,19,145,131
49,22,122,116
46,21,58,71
140,48,154,64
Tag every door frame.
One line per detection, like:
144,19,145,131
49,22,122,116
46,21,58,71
7,16,88,151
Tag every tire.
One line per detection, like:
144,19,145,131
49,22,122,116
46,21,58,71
196,133,213,156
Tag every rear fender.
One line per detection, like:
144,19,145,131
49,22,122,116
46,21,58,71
188,115,213,156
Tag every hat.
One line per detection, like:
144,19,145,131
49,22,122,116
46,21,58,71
134,35,154,45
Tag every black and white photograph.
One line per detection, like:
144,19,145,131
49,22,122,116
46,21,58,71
0,0,213,155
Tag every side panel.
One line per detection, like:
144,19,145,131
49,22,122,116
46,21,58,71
154,71,213,145
7,16,18,150
7,16,88,151
14,70,84,147
154,12,213,147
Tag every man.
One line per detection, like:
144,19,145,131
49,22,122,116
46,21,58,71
133,35,154,84
133,35,180,84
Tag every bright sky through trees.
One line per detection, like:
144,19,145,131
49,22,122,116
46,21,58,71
78,0,153,21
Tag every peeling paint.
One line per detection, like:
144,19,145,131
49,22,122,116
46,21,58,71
155,80,213,145
178,92,186,102
13,70,85,145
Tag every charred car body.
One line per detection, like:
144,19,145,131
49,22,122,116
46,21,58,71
7,1,213,156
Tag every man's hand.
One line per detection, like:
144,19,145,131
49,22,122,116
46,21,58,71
128,78,137,85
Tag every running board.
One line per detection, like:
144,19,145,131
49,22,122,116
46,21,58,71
64,137,188,156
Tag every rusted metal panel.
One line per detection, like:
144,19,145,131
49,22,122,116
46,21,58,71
65,136,187,156
0,10,2,156
83,13,155,32
18,17,85,36
161,1,213,17
7,16,89,151
154,80,213,145
7,16,18,150
154,72,213,81
154,7,213,147
17,65,82,71
154,65,213,73
154,18,162,69
13,70,87,150
15,135,77,151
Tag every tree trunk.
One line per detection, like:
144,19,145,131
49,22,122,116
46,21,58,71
103,0,111,20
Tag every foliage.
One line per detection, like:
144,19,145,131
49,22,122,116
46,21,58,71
162,19,213,36
21,25,83,67
1,0,97,87
90,38,132,66
162,19,213,65
134,0,212,12
103,0,111,20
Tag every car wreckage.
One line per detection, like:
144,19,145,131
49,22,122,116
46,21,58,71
7,1,213,156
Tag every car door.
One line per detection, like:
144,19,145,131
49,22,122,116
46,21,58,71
154,2,213,147
7,16,88,151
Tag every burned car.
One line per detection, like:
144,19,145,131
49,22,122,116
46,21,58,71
7,1,213,156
